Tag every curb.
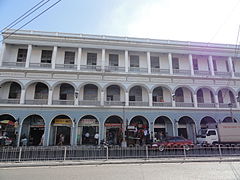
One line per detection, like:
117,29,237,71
1,157,240,168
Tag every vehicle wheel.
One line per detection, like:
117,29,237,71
159,145,165,151
184,145,190,151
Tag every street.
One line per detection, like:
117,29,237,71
0,162,240,180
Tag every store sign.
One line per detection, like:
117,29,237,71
127,126,136,130
54,119,72,126
105,123,122,127
80,119,98,126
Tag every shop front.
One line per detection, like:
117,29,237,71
21,115,45,146
104,116,123,146
127,116,149,146
50,115,72,146
0,114,17,146
77,115,99,145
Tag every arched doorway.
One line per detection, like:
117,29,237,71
200,116,216,129
0,114,17,146
154,116,173,141
21,115,45,146
128,116,149,146
50,115,72,146
223,117,237,123
105,116,123,145
77,115,99,145
178,116,196,142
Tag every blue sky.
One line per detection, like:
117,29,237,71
1,0,240,44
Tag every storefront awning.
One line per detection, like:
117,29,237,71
0,120,15,126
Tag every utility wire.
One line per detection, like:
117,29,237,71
0,0,49,32
234,25,240,57
1,0,62,43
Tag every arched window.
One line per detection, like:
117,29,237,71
153,87,163,102
197,89,204,103
107,85,120,101
175,88,184,102
59,84,74,100
84,84,98,100
34,83,48,99
229,91,235,103
8,82,21,99
210,91,214,103
129,86,142,101
218,90,223,103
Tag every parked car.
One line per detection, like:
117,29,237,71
151,136,194,151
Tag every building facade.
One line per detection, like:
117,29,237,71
0,29,240,147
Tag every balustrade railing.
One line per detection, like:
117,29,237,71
214,71,231,77
194,70,211,76
104,66,125,72
55,64,77,70
129,101,148,106
52,100,74,105
173,69,191,75
151,68,170,74
25,99,48,105
29,63,51,68
104,101,124,106
2,62,25,67
175,102,194,107
153,102,172,107
0,99,20,104
219,103,237,108
80,65,102,71
197,103,216,108
129,67,148,73
79,100,101,106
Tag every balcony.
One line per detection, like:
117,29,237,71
104,101,124,106
214,71,231,77
79,100,100,106
55,64,77,70
25,99,48,105
219,103,237,108
194,70,211,76
52,100,74,105
153,102,172,107
0,99,20,104
129,101,148,106
81,65,102,72
29,63,51,69
104,66,125,72
234,72,240,77
2,62,25,67
129,67,148,73
151,68,170,74
173,69,191,75
197,103,216,108
175,102,194,107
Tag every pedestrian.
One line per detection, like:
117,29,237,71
94,132,99,145
57,134,64,145
39,134,44,146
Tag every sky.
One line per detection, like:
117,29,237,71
1,0,240,44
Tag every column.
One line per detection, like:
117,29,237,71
45,125,50,146
70,125,75,146
149,92,152,106
208,55,215,76
168,53,173,75
25,44,32,68
77,47,82,70
147,51,151,74
125,50,128,73
236,99,240,108
100,91,104,106
20,89,25,104
193,93,198,108
48,89,53,105
172,94,176,107
174,121,178,136
214,94,219,108
150,122,154,140
101,49,105,71
0,43,6,67
74,123,78,145
51,46,57,69
74,92,79,106
189,54,194,76
125,91,129,106
228,57,234,78
17,124,22,147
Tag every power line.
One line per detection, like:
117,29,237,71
0,0,50,32
1,0,62,43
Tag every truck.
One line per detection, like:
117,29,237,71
197,123,240,146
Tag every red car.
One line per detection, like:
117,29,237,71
151,136,194,151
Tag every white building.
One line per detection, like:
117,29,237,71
0,29,239,146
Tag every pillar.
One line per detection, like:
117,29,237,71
193,93,198,108
208,55,215,76
0,43,6,67
101,49,105,71
125,50,128,73
100,91,104,106
150,122,154,140
228,57,234,78
17,124,22,147
168,53,173,75
77,47,82,70
149,92,152,106
25,44,32,68
125,91,129,106
189,54,194,76
51,46,57,69
73,123,78,145
74,93,79,106
214,94,219,108
45,125,50,146
48,89,53,105
20,89,25,104
147,51,151,74
70,125,75,146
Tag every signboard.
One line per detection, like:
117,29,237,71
105,123,122,128
53,118,72,126
79,119,98,126
127,126,136,130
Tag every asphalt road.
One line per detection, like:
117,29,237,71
0,162,240,180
